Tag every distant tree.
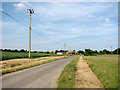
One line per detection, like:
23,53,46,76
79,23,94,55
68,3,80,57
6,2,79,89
50,51,54,54
99,50,103,54
19,49,25,52
55,50,58,54
103,49,110,54
14,49,18,52
77,50,84,54
44,51,50,54
113,48,120,54
4,49,11,52
72,50,77,54
95,50,98,53
60,50,64,52
33,51,37,53
46,51,50,54
39,51,43,53
85,49,92,56
85,49,99,56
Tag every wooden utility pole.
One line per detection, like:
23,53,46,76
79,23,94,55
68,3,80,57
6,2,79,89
64,43,66,57
27,9,34,58
111,46,112,55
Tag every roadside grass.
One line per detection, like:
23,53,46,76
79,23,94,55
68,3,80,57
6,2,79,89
57,56,79,88
1,55,73,75
83,55,118,88
10,63,22,67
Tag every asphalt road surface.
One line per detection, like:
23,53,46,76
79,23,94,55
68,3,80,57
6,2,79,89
2,56,78,88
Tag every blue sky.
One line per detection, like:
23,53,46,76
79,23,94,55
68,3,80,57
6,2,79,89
1,1,118,51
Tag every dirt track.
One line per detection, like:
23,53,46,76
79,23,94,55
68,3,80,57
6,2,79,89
75,56,104,88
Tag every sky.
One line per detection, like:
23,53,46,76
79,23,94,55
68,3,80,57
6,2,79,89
1,1,118,51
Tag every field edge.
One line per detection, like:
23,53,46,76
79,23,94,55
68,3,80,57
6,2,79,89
57,56,80,88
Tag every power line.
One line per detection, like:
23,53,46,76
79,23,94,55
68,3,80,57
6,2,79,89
2,10,29,28
1,10,61,46
1,10,44,36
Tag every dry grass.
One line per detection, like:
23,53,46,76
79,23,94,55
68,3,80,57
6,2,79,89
0,56,66,74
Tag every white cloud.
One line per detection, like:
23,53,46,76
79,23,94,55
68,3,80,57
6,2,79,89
32,2,117,23
32,19,117,45
21,1,30,5
105,18,110,22
13,1,30,10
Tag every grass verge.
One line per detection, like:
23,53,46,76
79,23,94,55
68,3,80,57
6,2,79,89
57,56,79,88
1,56,73,75
83,55,118,88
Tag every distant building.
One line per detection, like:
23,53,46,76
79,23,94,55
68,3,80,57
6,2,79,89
66,50,77,54
56,50,77,55
66,51,72,54
56,51,67,55
57,52,64,55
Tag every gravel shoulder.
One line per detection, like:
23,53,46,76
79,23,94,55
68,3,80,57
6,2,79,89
75,56,104,88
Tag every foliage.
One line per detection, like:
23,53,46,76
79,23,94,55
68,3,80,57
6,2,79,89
83,55,118,88
77,48,120,56
50,51,54,54
77,50,84,54
2,52,64,60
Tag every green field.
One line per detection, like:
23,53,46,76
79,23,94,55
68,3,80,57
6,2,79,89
2,52,66,60
83,55,118,88
57,56,79,88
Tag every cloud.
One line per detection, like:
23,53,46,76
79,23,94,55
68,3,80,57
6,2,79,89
32,2,117,24
13,1,30,10
105,18,110,22
32,19,117,45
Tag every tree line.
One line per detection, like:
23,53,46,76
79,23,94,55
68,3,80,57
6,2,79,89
77,48,120,56
0,49,50,54
1,48,120,56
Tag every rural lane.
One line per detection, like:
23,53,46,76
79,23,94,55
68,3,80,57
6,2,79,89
2,56,78,88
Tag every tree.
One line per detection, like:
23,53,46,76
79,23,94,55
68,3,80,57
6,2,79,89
46,51,50,54
50,51,54,54
103,49,110,54
99,50,103,54
113,48,120,54
60,50,64,52
85,49,92,56
39,51,43,53
55,50,58,54
19,49,25,52
14,49,18,52
84,49,98,56
77,50,84,54
33,51,37,53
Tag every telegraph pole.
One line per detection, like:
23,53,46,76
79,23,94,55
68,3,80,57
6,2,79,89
64,43,66,57
111,46,112,55
27,9,34,58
